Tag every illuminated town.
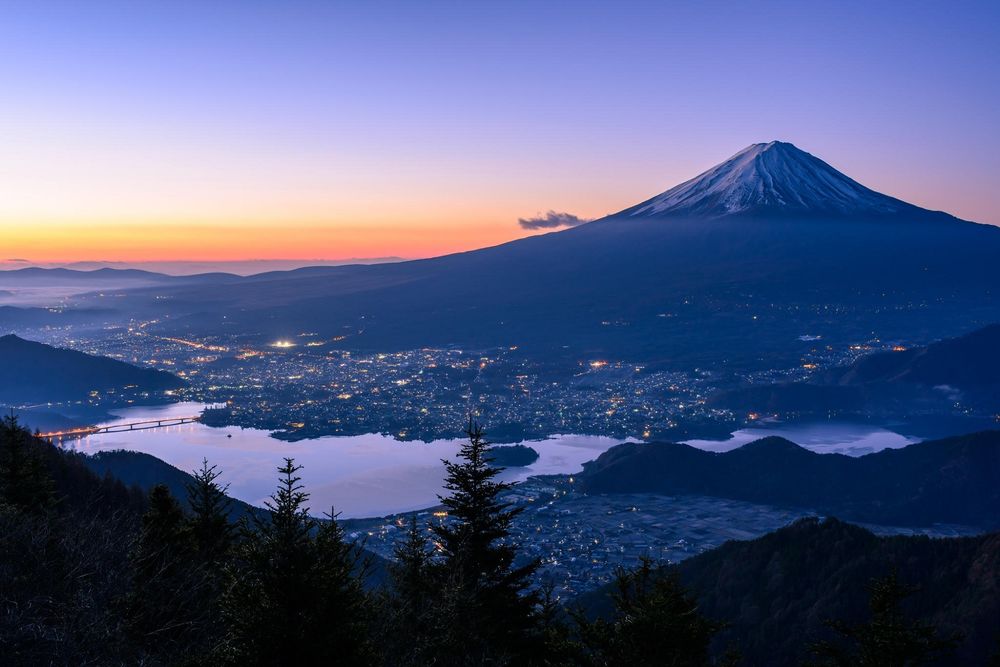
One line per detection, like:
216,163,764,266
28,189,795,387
18,319,908,444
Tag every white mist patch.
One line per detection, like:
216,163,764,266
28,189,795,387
683,422,918,456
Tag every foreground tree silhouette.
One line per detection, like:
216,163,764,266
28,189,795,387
220,458,375,665
381,515,436,664
421,421,547,665
810,570,959,666
577,557,722,666
125,484,211,658
0,413,54,513
186,458,235,565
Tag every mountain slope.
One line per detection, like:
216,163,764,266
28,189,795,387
119,142,1000,370
838,323,1000,387
577,431,1000,528
710,324,1000,434
682,519,1000,665
0,334,186,404
579,518,1000,666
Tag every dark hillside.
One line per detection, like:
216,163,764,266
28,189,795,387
0,334,185,404
576,518,1000,665
578,431,1000,528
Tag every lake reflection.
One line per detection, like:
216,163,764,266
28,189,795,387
65,404,919,518
67,403,630,518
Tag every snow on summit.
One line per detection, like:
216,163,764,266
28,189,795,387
619,141,919,219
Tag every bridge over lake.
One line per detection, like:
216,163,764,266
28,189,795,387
39,415,202,440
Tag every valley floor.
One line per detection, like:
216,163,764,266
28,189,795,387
344,477,983,597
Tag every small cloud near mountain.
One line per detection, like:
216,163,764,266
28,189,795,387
518,210,592,230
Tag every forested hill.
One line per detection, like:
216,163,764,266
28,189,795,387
84,449,262,522
578,431,1000,529
578,517,1000,665
684,518,1000,665
835,323,1000,387
0,334,185,404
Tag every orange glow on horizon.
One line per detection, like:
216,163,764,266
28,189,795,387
0,219,542,263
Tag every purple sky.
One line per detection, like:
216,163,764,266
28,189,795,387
1,1,998,262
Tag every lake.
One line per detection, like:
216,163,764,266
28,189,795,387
64,403,919,518
67,402,632,518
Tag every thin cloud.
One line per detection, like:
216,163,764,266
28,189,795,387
518,210,592,230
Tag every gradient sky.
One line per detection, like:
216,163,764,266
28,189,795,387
2,0,998,263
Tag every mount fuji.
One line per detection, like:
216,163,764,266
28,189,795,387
127,141,1000,370
616,141,951,221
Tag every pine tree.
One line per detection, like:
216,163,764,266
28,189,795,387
383,515,435,665
576,557,721,666
425,421,545,664
186,458,234,564
312,507,375,660
393,514,432,608
220,458,375,665
0,413,55,513
810,569,960,666
126,484,204,657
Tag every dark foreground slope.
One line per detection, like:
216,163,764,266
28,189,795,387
578,431,1000,529
684,519,1000,665
0,334,186,405
580,518,1000,665
2,418,387,664
84,450,261,522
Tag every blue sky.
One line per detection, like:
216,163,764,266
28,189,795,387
1,0,998,260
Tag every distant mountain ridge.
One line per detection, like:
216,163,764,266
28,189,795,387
577,431,1000,529
0,334,185,405
0,266,243,285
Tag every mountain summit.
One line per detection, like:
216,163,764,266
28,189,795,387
617,141,939,220
123,141,1000,371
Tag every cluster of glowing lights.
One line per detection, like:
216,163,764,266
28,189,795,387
160,336,229,352
589,360,608,369
271,340,297,349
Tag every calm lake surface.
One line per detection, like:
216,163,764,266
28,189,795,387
66,403,919,518
69,403,632,518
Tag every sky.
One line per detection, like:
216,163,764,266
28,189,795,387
1,0,998,265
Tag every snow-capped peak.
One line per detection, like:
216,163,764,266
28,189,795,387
619,141,916,219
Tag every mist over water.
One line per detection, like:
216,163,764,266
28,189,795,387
683,423,918,456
